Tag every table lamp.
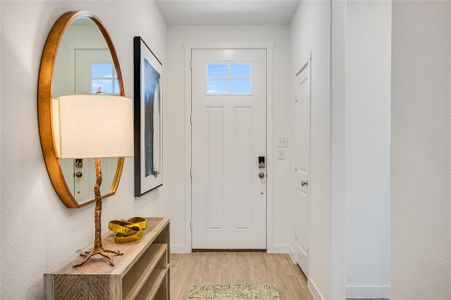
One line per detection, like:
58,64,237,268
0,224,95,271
53,95,133,267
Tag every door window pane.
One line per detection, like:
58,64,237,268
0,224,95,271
208,79,228,94
230,64,251,78
230,79,252,94
208,64,228,78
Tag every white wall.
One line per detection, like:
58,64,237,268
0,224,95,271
330,0,347,298
0,1,167,299
0,3,3,298
290,2,332,299
165,25,292,253
391,1,451,299
345,1,391,298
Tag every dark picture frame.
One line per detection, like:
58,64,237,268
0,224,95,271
133,36,163,196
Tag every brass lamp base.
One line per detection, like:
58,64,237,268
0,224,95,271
73,248,123,268
73,158,123,268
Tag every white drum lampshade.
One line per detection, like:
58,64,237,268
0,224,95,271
52,95,133,159
52,95,133,268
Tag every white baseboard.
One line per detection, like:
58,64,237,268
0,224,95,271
308,277,325,300
287,245,296,263
267,244,291,254
170,244,191,253
172,243,292,254
346,285,390,299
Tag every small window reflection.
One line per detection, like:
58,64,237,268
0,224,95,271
114,80,120,95
91,63,118,95
91,64,113,78
92,79,113,94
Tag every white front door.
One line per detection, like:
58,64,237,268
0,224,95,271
293,62,311,274
191,49,267,249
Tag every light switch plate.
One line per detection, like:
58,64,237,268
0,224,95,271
277,149,285,160
277,137,288,148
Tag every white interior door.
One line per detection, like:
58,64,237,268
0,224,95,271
191,49,267,249
293,62,311,274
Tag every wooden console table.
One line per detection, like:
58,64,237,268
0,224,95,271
44,217,170,300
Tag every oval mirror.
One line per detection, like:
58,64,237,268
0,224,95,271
38,11,125,208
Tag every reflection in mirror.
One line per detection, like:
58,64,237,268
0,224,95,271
53,16,119,204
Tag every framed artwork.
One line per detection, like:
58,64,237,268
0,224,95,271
133,36,163,196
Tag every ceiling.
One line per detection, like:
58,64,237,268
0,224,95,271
155,0,301,25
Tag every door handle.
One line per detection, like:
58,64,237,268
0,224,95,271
258,172,265,179
301,180,308,187
75,171,83,178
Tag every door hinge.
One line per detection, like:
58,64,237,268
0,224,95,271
190,221,192,231
190,168,192,177
190,114,192,124
190,59,192,70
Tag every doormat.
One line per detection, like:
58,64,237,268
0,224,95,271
188,284,280,300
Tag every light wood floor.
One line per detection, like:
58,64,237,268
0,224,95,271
170,252,314,300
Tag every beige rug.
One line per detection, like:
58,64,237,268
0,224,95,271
188,284,280,300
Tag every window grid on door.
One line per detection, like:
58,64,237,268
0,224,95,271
91,63,119,95
206,63,252,95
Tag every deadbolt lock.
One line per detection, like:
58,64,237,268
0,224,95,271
258,156,266,169
75,159,83,168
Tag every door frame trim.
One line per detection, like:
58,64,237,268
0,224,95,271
183,42,275,252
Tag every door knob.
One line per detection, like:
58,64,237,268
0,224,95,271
301,180,308,187
258,172,265,179
75,171,83,178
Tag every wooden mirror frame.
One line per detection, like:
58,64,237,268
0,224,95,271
38,11,125,208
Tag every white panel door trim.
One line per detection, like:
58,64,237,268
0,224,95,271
183,42,274,253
